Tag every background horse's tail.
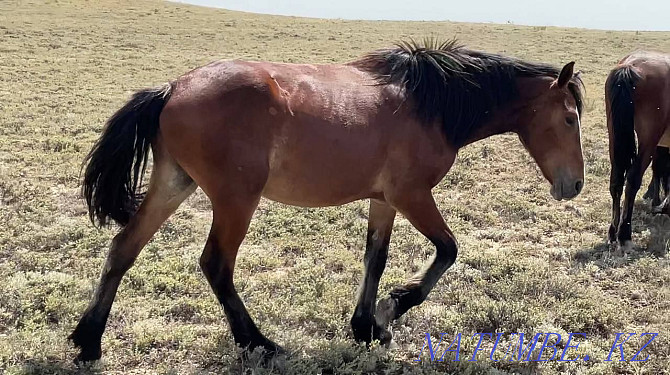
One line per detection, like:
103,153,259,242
606,65,640,176
82,83,172,227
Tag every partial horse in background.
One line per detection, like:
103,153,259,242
607,52,670,250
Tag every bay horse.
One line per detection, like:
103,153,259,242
607,51,670,250
71,39,584,362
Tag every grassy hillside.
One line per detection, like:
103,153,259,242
0,1,669,374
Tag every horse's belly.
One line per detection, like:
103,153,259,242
262,166,381,207
262,145,384,207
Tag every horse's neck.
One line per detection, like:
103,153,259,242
461,107,521,146
460,76,548,147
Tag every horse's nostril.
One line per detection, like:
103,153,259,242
575,180,583,193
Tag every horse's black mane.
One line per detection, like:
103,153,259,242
351,39,584,147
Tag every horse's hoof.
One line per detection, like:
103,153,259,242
607,225,618,244
615,240,633,256
69,326,102,364
247,338,286,359
72,344,102,365
373,324,393,347
73,350,102,365
375,297,397,328
351,312,394,347
351,313,374,343
652,205,663,214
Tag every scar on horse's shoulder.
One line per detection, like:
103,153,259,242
261,72,294,116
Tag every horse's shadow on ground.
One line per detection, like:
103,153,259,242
14,359,102,375
16,344,542,375
196,336,544,375
574,200,669,267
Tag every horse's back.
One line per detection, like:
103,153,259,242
610,52,670,148
158,59,450,207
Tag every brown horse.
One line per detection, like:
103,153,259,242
607,51,670,250
71,40,584,362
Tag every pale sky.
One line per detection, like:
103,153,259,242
176,0,669,31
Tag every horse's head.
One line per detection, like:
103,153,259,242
517,62,585,201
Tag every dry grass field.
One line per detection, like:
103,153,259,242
1,0,670,374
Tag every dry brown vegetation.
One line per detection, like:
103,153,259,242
1,1,669,374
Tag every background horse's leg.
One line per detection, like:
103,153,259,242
618,147,654,250
656,146,670,197
651,147,670,213
351,199,396,345
642,178,656,200
642,160,659,206
70,147,195,362
199,195,282,356
646,146,666,207
375,190,457,332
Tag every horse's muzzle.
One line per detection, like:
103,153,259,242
550,175,583,201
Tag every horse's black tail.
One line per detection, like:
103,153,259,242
82,83,172,227
606,65,640,176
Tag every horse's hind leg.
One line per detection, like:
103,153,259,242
70,142,196,362
618,143,655,251
609,160,626,243
199,193,283,356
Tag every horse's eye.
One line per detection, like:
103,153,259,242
566,116,577,127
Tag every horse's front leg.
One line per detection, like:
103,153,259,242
351,199,396,345
642,172,660,206
646,146,668,207
375,189,457,333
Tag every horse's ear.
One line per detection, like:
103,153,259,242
557,61,575,88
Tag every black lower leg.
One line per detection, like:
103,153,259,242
201,235,281,356
70,234,136,362
386,237,457,320
69,310,109,362
609,166,625,243
351,200,396,345
221,288,282,353
351,230,391,344
619,159,644,243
